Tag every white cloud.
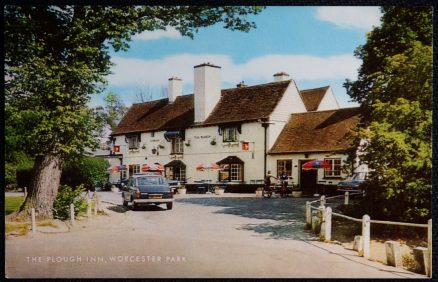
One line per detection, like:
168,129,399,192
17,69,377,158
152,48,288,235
132,27,181,41
107,53,361,88
315,7,382,30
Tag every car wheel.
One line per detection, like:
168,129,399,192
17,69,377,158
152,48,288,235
166,203,173,210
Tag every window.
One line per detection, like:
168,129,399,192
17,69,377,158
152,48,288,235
324,158,342,177
129,164,140,176
166,166,186,182
230,164,243,181
171,138,184,154
121,170,127,180
219,163,243,181
127,135,139,150
137,176,164,185
277,160,292,177
223,127,238,142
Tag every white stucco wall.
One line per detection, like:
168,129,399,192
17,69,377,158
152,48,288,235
316,87,340,111
113,122,266,183
267,152,350,186
267,80,307,149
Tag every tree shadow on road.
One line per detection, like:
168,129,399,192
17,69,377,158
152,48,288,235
106,205,129,213
177,197,318,240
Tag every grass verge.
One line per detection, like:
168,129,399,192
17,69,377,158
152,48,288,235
5,196,24,215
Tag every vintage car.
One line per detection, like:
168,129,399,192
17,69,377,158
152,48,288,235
336,172,367,193
122,173,173,210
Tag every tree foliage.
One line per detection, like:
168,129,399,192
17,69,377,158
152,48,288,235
95,92,128,131
4,5,263,218
345,7,432,222
61,156,110,190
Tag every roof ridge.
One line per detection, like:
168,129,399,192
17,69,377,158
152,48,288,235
300,85,330,92
293,107,360,115
132,97,168,106
221,79,291,92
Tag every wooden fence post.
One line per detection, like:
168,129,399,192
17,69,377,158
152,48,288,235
306,201,312,227
427,219,432,277
94,195,98,215
362,214,371,259
319,205,326,239
324,207,332,241
31,208,36,233
344,192,349,205
70,203,75,225
320,195,326,207
87,198,92,219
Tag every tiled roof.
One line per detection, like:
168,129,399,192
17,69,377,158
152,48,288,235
269,107,361,154
300,86,329,111
203,80,291,125
112,95,194,135
112,99,168,135
112,80,291,135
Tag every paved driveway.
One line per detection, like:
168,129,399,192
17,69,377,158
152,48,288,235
5,192,425,278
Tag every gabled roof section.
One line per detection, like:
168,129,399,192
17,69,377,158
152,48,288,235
112,95,194,135
203,80,291,125
112,80,292,135
269,107,361,154
112,99,168,135
300,86,330,111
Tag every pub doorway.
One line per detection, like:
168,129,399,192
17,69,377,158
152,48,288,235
299,160,318,196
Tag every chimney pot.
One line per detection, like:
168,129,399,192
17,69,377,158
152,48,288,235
168,76,182,103
273,72,290,82
236,81,247,88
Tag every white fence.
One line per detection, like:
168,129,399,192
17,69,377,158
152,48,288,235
305,192,432,277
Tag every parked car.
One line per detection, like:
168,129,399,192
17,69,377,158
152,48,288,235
122,173,173,210
337,172,367,193
167,180,181,194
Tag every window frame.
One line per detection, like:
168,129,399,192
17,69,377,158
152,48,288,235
171,137,184,154
222,127,238,142
276,159,292,178
324,158,342,178
127,135,140,150
219,163,243,182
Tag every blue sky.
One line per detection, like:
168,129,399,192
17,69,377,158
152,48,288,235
94,6,382,108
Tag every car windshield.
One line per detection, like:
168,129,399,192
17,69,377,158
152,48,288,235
136,177,164,185
352,172,366,181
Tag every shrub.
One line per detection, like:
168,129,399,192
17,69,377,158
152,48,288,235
62,156,110,190
53,185,87,220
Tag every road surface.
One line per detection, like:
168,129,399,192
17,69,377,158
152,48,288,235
5,192,425,278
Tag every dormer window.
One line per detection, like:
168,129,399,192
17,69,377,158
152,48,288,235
126,134,140,150
223,127,238,142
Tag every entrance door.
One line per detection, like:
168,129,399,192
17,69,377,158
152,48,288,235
299,160,318,196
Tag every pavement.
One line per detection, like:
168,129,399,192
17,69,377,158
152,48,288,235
5,191,427,278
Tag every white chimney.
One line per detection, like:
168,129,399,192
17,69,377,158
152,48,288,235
194,63,221,123
273,72,290,82
168,76,182,103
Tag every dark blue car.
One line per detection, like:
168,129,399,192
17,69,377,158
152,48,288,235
337,172,367,193
122,173,173,210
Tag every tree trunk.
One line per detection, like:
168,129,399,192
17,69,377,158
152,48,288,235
19,153,64,219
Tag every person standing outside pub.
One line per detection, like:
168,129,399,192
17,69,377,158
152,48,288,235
264,170,277,193
279,171,289,197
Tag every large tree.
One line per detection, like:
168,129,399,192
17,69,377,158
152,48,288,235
5,5,263,219
345,7,432,222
